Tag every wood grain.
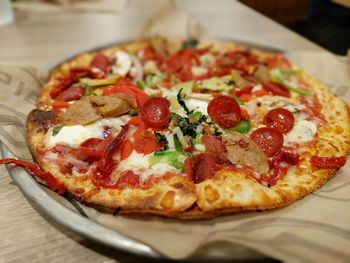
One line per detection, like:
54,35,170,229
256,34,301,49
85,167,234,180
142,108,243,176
0,1,324,261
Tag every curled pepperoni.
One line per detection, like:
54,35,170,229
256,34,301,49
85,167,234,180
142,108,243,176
250,127,284,157
55,86,85,101
207,95,241,129
140,97,171,130
90,53,110,73
185,153,221,184
263,108,294,133
263,82,290,98
310,156,347,169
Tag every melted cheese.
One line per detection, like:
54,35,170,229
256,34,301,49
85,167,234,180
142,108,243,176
186,98,209,115
46,118,126,149
117,151,178,181
112,51,132,76
285,120,317,144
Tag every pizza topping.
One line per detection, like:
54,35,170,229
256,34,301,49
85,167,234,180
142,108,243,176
79,137,112,161
166,49,198,81
250,127,284,157
50,74,79,99
223,131,269,175
271,69,310,96
55,86,85,102
310,156,347,169
46,117,126,149
207,95,241,129
89,95,133,117
262,82,291,98
227,119,251,134
140,97,171,130
263,108,294,133
149,151,184,170
120,139,134,161
0,158,66,194
285,120,317,145
185,153,226,184
62,98,101,125
102,80,149,107
90,53,110,77
133,129,163,154
92,124,130,185
112,50,132,76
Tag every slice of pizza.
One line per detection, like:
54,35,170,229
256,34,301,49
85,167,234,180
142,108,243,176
3,37,349,219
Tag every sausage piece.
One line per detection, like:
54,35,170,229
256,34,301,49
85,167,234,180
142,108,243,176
223,131,269,174
62,98,101,125
89,95,132,117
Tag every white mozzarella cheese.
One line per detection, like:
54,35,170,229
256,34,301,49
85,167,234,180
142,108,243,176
251,84,263,93
112,50,132,76
46,118,126,149
117,151,178,181
256,95,294,110
185,98,209,115
285,120,317,144
191,66,208,77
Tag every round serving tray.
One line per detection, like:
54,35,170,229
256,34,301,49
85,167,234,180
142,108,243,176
1,38,282,260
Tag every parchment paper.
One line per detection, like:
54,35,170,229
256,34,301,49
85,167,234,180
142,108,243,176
1,1,350,262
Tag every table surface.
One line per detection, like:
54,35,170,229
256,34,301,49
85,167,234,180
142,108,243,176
0,1,325,262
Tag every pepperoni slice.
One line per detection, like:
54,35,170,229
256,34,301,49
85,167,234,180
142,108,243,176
263,82,290,98
310,156,347,169
186,153,221,184
207,95,241,129
250,127,284,157
90,53,110,73
140,97,171,130
263,108,294,133
55,86,85,101
50,74,78,99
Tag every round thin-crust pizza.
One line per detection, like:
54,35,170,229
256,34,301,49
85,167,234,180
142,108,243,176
8,37,350,219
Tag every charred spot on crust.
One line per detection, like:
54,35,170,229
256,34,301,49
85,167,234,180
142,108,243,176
27,109,61,133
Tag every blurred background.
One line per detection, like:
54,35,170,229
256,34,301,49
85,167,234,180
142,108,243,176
239,0,350,55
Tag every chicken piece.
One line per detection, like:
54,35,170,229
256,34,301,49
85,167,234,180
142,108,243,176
89,94,133,118
62,98,101,125
253,64,270,83
223,131,269,174
231,70,250,88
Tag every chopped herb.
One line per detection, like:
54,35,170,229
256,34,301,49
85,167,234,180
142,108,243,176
129,108,139,116
155,132,168,150
177,89,192,115
213,126,222,136
52,125,64,136
173,134,182,151
171,113,197,138
182,39,198,49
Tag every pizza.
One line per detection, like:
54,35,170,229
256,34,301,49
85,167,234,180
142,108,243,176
2,37,350,219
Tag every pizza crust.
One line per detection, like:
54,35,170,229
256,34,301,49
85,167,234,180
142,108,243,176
27,40,350,219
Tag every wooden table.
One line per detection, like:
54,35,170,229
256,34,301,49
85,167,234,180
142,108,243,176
0,1,325,262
